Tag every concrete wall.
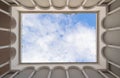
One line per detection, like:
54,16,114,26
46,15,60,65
0,1,16,77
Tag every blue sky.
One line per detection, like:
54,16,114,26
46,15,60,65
21,13,96,63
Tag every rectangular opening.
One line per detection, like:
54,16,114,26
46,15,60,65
19,12,98,63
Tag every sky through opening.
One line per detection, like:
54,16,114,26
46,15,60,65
21,13,97,63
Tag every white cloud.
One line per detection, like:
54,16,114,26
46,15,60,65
21,13,96,63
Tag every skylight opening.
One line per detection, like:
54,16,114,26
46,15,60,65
20,12,97,63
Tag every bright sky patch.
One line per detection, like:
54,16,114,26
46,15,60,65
21,13,97,63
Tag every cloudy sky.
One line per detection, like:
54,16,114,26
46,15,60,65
21,13,97,63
